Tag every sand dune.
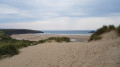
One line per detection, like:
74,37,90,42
0,32,120,67
0,40,120,67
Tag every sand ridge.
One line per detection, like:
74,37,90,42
0,39,120,67
0,32,120,67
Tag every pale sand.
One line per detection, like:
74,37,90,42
0,40,120,67
0,32,120,67
11,34,90,42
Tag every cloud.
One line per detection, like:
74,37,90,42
0,0,120,30
0,17,120,30
1,0,120,21
0,4,34,19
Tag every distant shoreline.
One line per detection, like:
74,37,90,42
11,33,90,42
40,30,94,35
33,33,92,36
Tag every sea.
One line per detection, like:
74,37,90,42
14,30,94,42
39,30,95,35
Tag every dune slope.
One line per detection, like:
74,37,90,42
0,31,120,67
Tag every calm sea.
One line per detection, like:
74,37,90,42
40,30,94,35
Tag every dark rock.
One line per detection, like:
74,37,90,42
89,31,95,33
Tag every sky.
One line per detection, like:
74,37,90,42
0,0,120,30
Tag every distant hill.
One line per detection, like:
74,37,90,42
0,29,44,35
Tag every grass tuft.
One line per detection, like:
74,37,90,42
48,37,70,42
108,25,115,31
116,25,120,36
89,25,120,41
0,44,19,59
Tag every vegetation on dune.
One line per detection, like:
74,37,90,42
108,25,115,31
116,25,120,35
89,25,119,41
33,37,71,45
89,25,108,41
47,37,71,42
0,31,70,60
0,44,19,59
0,32,36,59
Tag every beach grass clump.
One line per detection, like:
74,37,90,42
38,40,46,43
14,40,32,48
0,39,34,59
32,37,70,45
0,44,19,59
116,25,120,35
89,25,120,41
0,31,36,59
89,25,108,41
89,25,116,41
108,25,115,31
34,40,46,45
34,37,71,44
0,31,11,40
48,37,70,42
89,34,102,41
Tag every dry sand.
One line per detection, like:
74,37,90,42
0,32,120,67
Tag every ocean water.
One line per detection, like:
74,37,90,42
40,30,94,35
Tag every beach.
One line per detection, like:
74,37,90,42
11,34,90,42
0,32,120,67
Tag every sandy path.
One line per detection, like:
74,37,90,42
0,39,120,67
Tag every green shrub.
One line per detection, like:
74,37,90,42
59,37,70,42
116,25,120,35
0,44,19,56
0,32,35,59
89,25,110,41
14,41,28,48
15,40,34,48
94,36,102,40
88,25,120,41
93,25,108,36
48,37,70,42
38,40,46,43
32,40,46,45
108,25,115,31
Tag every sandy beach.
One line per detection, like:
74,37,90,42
11,34,90,42
0,32,120,67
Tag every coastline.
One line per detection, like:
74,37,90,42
11,34,90,42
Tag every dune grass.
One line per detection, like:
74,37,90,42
0,40,35,59
47,37,71,42
108,25,115,31
33,37,71,45
0,31,70,59
89,25,119,41
0,44,19,59
116,25,120,36
0,32,36,59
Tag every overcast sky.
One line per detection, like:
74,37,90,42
0,0,120,30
